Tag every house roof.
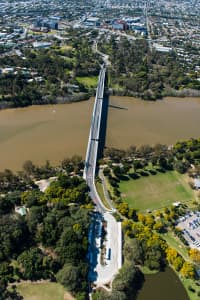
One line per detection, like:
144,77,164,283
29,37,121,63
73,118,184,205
194,178,200,188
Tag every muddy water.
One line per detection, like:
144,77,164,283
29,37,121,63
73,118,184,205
0,100,93,171
107,96,200,149
0,96,200,171
136,267,189,300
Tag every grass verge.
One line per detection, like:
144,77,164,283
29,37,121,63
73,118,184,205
162,231,191,262
96,181,111,210
181,277,200,300
139,266,159,275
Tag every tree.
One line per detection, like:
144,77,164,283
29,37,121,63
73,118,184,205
166,247,178,265
180,262,195,279
145,215,155,228
56,263,82,293
17,248,53,280
112,262,143,297
138,213,146,224
117,203,129,217
189,249,200,265
22,160,36,176
21,190,42,207
0,262,13,283
0,196,14,215
173,256,184,271
57,263,78,290
153,221,165,233
0,216,29,262
124,238,143,264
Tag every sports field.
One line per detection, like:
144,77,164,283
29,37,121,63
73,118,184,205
119,171,194,212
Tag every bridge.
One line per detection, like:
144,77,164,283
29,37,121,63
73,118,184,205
83,65,109,213
84,66,122,290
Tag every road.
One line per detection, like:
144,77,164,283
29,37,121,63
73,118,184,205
145,0,153,51
84,66,122,289
83,65,108,213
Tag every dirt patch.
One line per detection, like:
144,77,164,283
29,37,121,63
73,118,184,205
121,193,126,197
64,292,76,300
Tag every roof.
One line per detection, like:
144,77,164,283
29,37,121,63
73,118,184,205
194,178,200,188
15,206,26,216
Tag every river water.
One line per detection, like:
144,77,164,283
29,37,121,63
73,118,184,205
0,96,200,171
136,267,189,300
107,96,200,149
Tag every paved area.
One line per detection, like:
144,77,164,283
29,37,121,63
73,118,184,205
84,67,122,288
35,177,57,192
88,212,122,287
177,211,200,249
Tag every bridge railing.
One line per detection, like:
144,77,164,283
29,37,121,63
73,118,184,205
83,66,106,180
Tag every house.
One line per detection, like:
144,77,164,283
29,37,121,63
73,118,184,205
112,20,128,31
15,206,27,216
84,17,100,27
32,41,52,49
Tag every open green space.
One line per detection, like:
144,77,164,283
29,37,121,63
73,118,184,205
16,282,69,300
181,277,200,300
119,171,194,212
162,231,191,262
76,76,98,87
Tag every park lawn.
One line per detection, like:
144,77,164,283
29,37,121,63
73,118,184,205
119,171,194,212
60,45,73,51
16,282,74,300
76,76,98,88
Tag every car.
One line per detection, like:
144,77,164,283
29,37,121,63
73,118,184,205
106,248,111,260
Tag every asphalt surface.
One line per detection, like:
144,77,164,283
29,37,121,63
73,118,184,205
84,67,122,287
83,65,108,213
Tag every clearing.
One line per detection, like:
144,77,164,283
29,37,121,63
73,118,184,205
76,76,98,87
16,282,75,300
119,171,194,212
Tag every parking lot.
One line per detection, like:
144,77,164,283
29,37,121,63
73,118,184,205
177,211,200,249
88,212,122,287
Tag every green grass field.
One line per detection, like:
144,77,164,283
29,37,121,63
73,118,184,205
119,171,194,212
76,76,98,87
16,282,73,300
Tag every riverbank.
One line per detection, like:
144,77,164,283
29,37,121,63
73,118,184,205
110,88,200,100
1,90,200,112
0,92,91,110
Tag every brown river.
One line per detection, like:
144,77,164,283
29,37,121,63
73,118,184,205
136,267,189,300
0,96,200,171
